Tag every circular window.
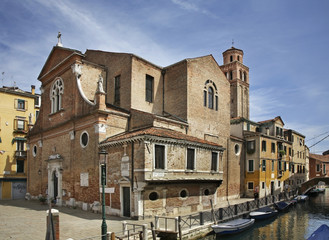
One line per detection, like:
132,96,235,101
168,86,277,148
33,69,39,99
80,131,89,148
234,144,241,156
149,192,159,201
204,189,210,196
32,145,37,157
180,189,188,199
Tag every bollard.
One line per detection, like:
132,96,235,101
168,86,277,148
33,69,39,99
122,221,127,235
46,209,59,240
200,212,204,225
154,216,159,230
219,208,223,220
142,223,148,240
110,232,115,240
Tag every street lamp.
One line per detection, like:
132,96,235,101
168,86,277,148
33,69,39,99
99,149,108,240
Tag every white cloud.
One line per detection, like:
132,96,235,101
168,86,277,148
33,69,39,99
284,121,329,154
250,87,285,121
171,0,218,18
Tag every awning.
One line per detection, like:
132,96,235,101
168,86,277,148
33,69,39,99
12,137,27,144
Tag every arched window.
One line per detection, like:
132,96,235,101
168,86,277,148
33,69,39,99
230,55,233,62
51,78,64,113
243,72,247,82
203,80,218,111
240,70,242,80
208,87,214,109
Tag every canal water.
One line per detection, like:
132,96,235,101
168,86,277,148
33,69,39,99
204,189,329,240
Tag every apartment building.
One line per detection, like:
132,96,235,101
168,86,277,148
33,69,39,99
0,85,40,199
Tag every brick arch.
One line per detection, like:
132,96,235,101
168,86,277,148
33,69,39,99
300,177,329,193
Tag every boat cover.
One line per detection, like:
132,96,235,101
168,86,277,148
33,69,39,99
307,224,329,240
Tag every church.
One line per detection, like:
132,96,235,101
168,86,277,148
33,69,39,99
27,37,250,219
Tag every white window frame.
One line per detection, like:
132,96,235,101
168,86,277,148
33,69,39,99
186,147,196,170
17,99,26,110
323,164,326,175
17,119,25,130
211,151,219,172
247,181,254,190
153,144,167,170
50,77,64,114
16,140,25,151
234,144,241,156
80,131,89,148
203,80,218,111
32,144,37,157
179,188,189,200
248,159,254,172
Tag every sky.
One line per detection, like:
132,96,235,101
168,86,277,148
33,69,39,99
0,0,328,153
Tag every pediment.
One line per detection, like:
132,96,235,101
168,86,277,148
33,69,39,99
274,116,284,126
38,46,84,80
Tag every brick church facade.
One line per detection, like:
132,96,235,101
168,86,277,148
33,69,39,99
27,43,248,219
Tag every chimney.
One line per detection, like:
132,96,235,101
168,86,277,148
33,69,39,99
31,85,35,95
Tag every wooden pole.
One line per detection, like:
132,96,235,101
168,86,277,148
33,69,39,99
210,199,217,224
150,222,156,240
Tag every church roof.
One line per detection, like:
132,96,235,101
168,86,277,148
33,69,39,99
223,46,244,54
38,46,84,80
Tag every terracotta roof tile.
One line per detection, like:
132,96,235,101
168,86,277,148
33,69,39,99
309,153,329,163
101,127,223,148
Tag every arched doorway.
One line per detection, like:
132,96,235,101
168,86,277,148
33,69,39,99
53,171,58,200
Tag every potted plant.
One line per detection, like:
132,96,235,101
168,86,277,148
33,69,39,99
279,150,286,155
38,195,47,205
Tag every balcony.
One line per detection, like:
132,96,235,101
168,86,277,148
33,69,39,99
15,150,27,158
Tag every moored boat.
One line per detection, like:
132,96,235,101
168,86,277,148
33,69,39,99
211,218,255,235
307,224,329,240
249,206,278,220
274,201,292,212
294,195,309,202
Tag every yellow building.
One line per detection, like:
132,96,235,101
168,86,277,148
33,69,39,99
284,129,308,188
0,85,40,199
231,116,297,198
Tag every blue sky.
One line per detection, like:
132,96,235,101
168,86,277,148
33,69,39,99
0,0,328,153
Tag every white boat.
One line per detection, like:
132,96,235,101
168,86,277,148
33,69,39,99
211,218,255,235
250,206,278,220
294,195,309,202
307,224,329,240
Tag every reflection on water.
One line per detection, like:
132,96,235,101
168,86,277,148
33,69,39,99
203,189,329,240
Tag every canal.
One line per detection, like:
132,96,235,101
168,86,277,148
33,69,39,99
204,189,329,240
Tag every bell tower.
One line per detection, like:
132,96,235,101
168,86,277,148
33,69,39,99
220,47,250,119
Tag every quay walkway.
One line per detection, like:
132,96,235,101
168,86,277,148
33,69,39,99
0,192,295,240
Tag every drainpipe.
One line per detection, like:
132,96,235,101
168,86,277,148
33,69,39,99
131,142,134,192
226,138,230,199
161,69,166,114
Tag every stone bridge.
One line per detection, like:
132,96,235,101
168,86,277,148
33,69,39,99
300,177,329,194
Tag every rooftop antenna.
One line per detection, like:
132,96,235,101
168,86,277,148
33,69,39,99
232,39,234,47
56,32,63,47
